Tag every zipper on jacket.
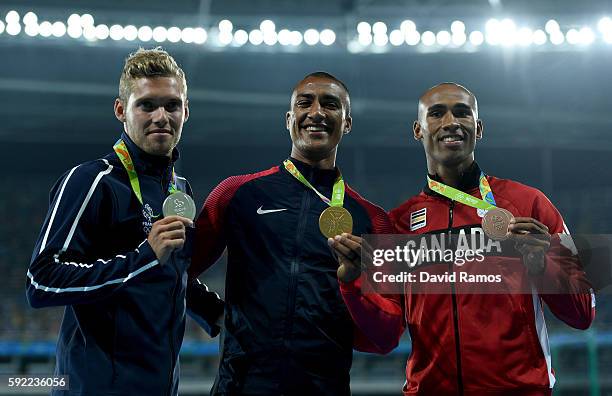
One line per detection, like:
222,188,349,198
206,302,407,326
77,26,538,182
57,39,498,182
447,200,464,396
284,189,311,342
166,262,180,396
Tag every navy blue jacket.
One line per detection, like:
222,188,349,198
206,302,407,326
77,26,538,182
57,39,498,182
191,158,393,395
27,133,224,396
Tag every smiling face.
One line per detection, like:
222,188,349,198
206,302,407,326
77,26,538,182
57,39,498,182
114,76,189,157
414,83,483,172
286,75,352,163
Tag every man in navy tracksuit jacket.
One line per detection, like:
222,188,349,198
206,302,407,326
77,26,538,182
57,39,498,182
26,49,223,395
190,72,392,395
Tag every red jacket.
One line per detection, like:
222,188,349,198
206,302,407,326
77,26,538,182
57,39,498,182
340,163,595,396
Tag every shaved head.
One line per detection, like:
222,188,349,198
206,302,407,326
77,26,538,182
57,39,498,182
418,82,478,121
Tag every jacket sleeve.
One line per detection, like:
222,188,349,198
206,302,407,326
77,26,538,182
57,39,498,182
530,190,595,330
26,162,160,308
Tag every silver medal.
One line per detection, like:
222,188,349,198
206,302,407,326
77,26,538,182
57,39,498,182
162,191,196,221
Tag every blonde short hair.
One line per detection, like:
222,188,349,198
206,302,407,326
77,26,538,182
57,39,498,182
118,47,187,103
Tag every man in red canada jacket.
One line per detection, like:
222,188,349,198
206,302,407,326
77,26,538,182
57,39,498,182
329,82,595,395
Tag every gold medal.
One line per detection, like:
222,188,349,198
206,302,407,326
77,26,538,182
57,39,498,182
482,207,514,241
319,206,353,239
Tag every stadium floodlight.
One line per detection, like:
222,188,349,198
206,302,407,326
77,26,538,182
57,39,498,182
357,21,371,35
80,14,94,27
109,24,123,41
290,31,303,46
0,20,4,34
248,29,263,45
400,20,416,33
372,21,387,35
67,23,82,39
451,20,465,34
278,29,292,46
347,40,361,53
566,28,580,45
167,27,181,43
67,14,80,26
436,30,451,46
219,19,233,32
5,11,19,24
193,27,207,44
358,33,372,46
263,30,277,46
452,32,467,46
597,17,612,33
532,29,547,45
579,27,595,45
304,29,319,45
389,29,403,46
6,23,21,36
405,30,420,46
516,28,533,46
179,27,194,43
421,30,436,46
373,33,388,46
219,30,233,46
23,12,37,25
137,26,153,42
123,25,138,41
94,24,109,40
38,21,52,37
545,19,560,34
234,29,249,46
485,18,501,45
319,29,336,46
550,31,564,45
260,20,275,32
152,26,167,43
469,30,484,46
25,23,39,37
499,18,517,46
51,21,66,38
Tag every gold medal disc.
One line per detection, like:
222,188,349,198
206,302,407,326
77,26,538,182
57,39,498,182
319,206,353,239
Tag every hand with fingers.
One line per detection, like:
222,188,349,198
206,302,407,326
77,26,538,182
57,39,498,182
508,217,551,275
147,215,193,265
327,233,370,283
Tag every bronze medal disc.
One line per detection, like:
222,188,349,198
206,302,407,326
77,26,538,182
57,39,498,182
319,206,353,239
482,207,514,241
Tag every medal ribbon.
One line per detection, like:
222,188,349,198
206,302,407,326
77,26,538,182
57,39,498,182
427,171,497,210
113,139,177,205
283,159,345,207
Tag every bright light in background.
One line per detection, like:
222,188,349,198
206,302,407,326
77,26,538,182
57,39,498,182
304,29,319,45
181,27,195,44
139,26,153,42
599,17,612,43
6,22,21,36
25,23,38,37
234,29,248,46
405,30,420,45
469,30,484,46
421,31,435,46
6,11,19,24
290,31,302,46
451,20,465,34
401,20,416,33
533,29,547,45
82,25,95,41
95,24,109,40
249,29,263,45
278,29,291,46
167,27,181,43
452,32,466,46
67,23,82,39
219,19,233,32
579,27,595,45
499,18,517,46
358,33,372,46
357,21,371,35
550,31,564,45
152,26,167,43
123,25,137,41
373,33,388,46
67,14,80,26
263,30,277,46
260,20,275,32
436,30,451,46
51,21,66,38
389,29,403,46
193,28,207,44
23,12,37,25
566,29,580,45
38,21,52,37
80,14,94,27
516,28,533,46
109,24,123,41
372,21,387,35
545,19,560,34
219,30,233,46
319,29,335,46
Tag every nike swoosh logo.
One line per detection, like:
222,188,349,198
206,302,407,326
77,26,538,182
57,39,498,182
257,206,288,215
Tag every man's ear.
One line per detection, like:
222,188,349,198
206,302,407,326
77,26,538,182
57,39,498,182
344,115,352,134
476,119,483,140
413,121,423,141
114,98,126,123
286,111,293,131
184,99,190,123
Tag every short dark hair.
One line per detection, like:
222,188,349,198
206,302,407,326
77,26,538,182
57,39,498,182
418,82,478,120
293,71,351,116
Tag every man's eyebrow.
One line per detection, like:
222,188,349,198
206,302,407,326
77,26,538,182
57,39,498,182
427,104,447,112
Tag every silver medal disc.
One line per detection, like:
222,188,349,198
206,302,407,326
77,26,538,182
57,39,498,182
162,191,196,221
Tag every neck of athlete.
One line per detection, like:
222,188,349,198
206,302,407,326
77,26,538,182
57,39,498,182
290,145,337,170
427,155,475,189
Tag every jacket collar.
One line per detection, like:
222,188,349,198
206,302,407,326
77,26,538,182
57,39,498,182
423,161,482,197
285,157,339,186
120,131,179,176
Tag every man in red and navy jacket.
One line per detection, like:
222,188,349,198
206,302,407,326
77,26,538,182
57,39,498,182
189,72,392,395
331,83,595,396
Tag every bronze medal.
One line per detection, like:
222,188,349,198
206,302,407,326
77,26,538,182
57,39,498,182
482,207,514,241
319,206,353,239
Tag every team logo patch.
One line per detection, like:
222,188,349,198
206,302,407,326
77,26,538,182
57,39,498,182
142,203,160,235
477,208,488,218
410,208,427,231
